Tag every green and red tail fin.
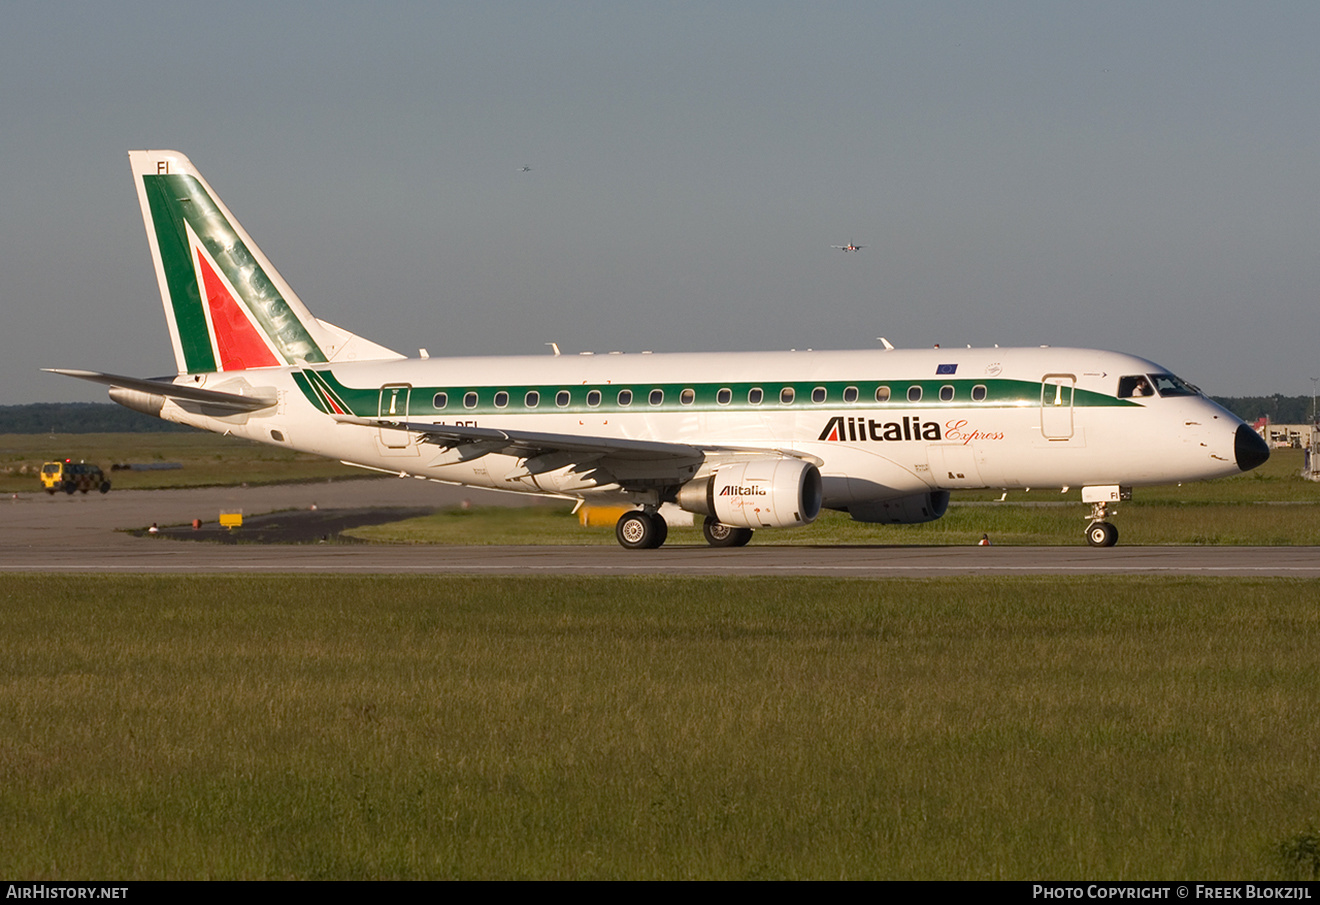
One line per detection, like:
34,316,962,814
130,150,402,375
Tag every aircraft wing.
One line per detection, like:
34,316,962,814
45,369,278,412
336,415,702,460
334,415,817,488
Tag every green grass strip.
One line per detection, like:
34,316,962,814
4,574,1320,879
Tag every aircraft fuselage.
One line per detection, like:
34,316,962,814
138,345,1256,509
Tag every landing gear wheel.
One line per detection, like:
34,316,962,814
615,510,668,550
1086,521,1118,548
650,512,668,548
702,516,753,548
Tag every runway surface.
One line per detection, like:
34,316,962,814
3,480,1318,577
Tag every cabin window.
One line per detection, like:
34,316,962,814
680,388,696,406
875,386,891,403
494,391,509,408
649,389,664,406
939,385,954,402
780,387,795,405
463,392,478,409
811,387,827,404
907,385,922,403
525,390,540,408
843,386,858,403
971,385,987,402
748,387,764,405
586,389,602,407
556,390,571,407
617,389,633,406
433,392,448,409
716,388,732,405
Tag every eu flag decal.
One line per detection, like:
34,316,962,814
936,363,958,375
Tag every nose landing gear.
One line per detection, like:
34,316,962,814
1082,486,1130,547
1086,513,1119,547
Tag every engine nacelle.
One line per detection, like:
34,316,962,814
846,491,950,525
676,458,823,529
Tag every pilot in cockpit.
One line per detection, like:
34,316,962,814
1118,375,1153,398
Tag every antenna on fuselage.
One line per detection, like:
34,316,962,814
546,342,561,357
877,337,895,350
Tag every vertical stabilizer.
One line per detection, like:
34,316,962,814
130,150,401,374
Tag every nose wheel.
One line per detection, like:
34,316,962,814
1085,500,1119,547
1086,520,1118,547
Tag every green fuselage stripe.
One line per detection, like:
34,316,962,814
294,372,1136,419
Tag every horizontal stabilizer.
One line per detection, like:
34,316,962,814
44,369,277,412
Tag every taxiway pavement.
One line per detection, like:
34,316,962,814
2,480,1317,577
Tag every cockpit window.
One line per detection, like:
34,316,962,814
1149,373,1199,397
1118,375,1155,399
1118,373,1200,399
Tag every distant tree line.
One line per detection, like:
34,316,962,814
0,403,195,434
1213,395,1316,425
1,397,1314,435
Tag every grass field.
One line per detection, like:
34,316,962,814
3,574,1320,880
0,432,363,492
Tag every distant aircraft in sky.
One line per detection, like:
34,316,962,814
832,242,865,252
49,151,1269,550
518,165,532,172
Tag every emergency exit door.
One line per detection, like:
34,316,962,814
377,384,413,450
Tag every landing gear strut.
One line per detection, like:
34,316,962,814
1082,486,1129,548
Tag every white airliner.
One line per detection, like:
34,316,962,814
50,151,1269,549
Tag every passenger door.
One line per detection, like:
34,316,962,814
1040,374,1075,440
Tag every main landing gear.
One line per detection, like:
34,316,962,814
701,516,753,548
1085,500,1119,547
613,510,755,549
615,509,668,550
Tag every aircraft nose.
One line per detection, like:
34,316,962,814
1235,423,1270,472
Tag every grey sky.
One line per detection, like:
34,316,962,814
3,1,1317,403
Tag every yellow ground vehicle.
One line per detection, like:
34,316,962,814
40,460,111,495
